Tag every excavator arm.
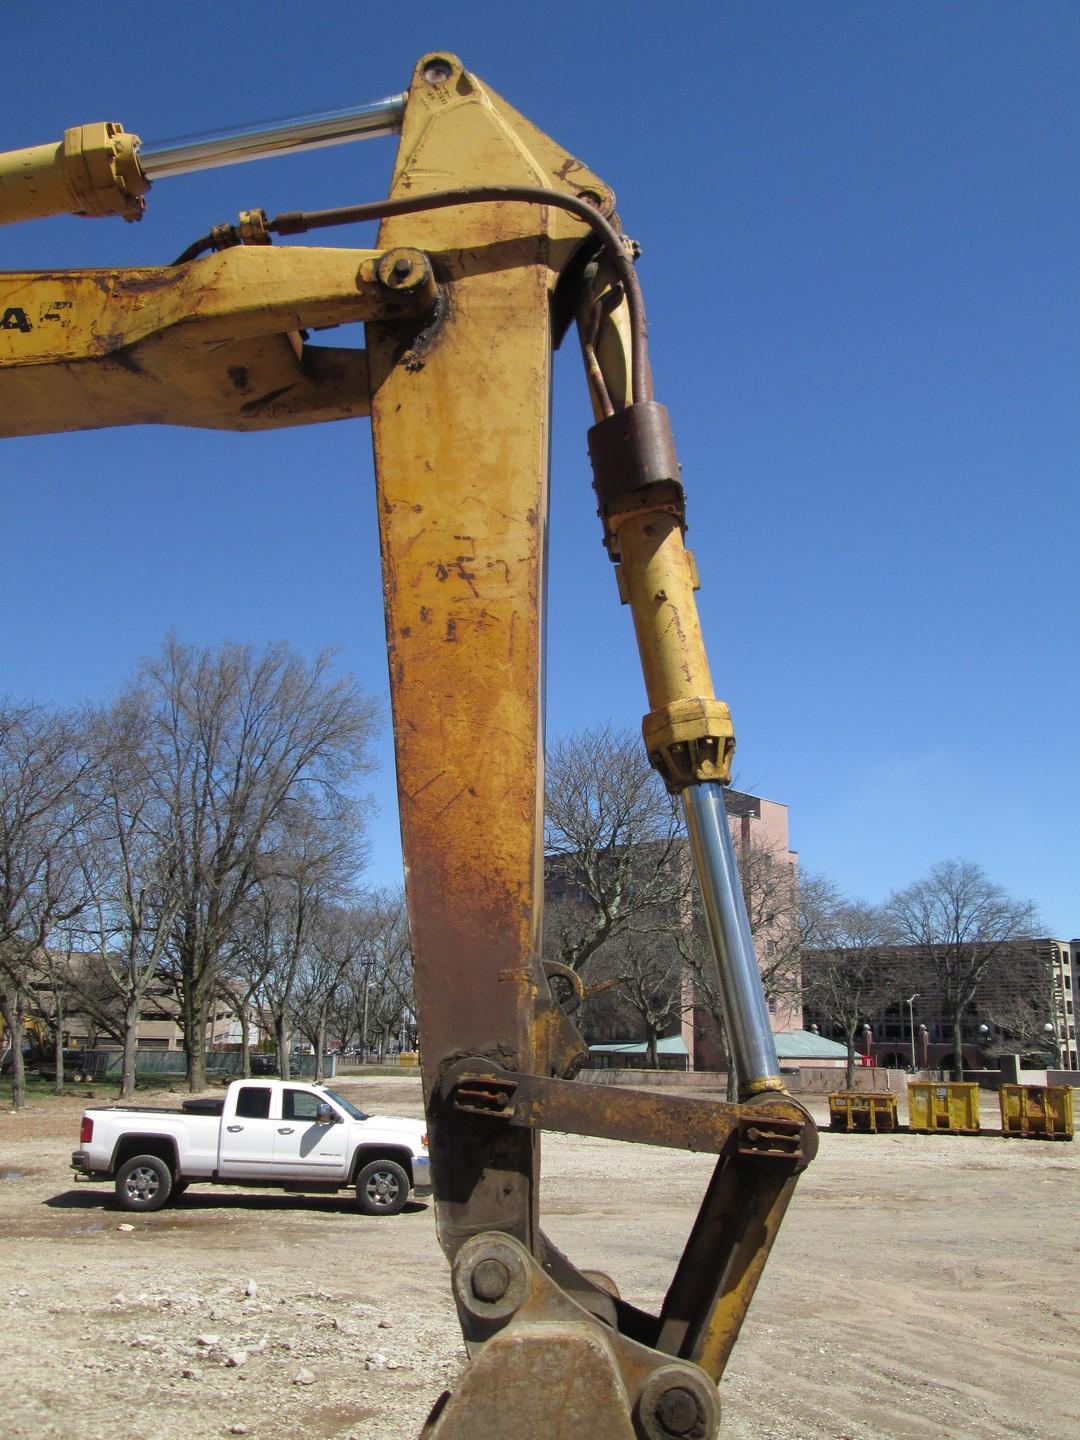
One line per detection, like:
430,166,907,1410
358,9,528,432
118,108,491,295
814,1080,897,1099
0,53,816,1439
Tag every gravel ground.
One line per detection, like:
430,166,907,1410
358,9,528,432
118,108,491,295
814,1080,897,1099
1,1077,1077,1440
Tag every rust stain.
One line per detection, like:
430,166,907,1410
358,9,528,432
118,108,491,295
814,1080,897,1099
553,156,585,184
445,617,457,642
240,384,295,412
434,785,469,818
402,769,448,801
114,270,181,295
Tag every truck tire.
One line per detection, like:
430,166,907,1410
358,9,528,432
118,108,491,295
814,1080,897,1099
115,1154,173,1212
355,1159,409,1216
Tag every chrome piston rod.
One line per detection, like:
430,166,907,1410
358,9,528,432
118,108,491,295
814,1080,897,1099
138,94,406,180
682,781,783,1096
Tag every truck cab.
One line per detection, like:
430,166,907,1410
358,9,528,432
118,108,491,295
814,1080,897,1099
72,1079,430,1215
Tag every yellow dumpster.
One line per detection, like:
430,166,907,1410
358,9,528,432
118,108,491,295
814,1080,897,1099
828,1091,898,1133
999,1084,1074,1141
907,1081,981,1134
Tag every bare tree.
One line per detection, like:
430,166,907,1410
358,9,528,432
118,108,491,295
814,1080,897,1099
887,860,1038,1081
592,929,687,1069
543,725,687,976
801,900,895,1087
63,700,182,1099
357,890,414,1060
128,636,377,1090
0,701,96,1108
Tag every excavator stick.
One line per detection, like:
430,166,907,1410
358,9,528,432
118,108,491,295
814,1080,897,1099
0,53,817,1439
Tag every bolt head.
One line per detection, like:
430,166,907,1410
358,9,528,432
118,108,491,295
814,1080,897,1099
471,1258,511,1303
653,1385,703,1437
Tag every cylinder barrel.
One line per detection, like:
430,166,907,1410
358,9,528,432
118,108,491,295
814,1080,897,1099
682,781,783,1095
139,95,406,179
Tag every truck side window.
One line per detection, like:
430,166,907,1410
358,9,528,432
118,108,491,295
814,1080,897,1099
235,1086,272,1119
283,1089,321,1121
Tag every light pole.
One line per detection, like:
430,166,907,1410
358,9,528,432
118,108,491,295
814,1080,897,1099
906,994,920,1070
978,1022,990,1068
1044,1021,1060,1070
862,1023,873,1067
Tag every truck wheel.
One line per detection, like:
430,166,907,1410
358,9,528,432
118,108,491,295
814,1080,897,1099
355,1159,409,1216
115,1155,173,1212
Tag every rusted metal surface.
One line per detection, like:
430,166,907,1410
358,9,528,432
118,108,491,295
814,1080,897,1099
0,51,822,1434
443,1060,812,1162
0,245,432,435
657,1095,816,1379
366,53,611,1267
423,1232,722,1439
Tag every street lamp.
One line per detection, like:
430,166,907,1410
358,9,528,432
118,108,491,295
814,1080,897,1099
978,1022,990,1068
1044,1021,1059,1069
906,994,919,1070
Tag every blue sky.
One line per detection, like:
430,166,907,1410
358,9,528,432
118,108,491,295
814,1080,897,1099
2,2,1077,933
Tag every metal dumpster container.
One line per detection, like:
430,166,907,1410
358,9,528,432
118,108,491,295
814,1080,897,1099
999,1084,1074,1140
907,1081,981,1133
828,1091,898,1133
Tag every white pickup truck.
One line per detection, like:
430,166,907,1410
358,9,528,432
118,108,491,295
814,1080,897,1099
72,1079,430,1216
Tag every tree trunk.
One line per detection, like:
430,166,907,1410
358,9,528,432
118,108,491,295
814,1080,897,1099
121,996,139,1101
239,1010,251,1079
188,992,209,1091
52,998,66,1095
361,973,370,1057
845,1032,856,1090
951,1011,965,1082
1,988,26,1111
274,1013,291,1082
646,1025,658,1070
313,1015,326,1084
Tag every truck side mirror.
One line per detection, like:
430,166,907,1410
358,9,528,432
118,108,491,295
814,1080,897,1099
315,1103,336,1125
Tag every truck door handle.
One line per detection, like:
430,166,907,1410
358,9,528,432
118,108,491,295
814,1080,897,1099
226,1125,243,1133
277,1127,294,1134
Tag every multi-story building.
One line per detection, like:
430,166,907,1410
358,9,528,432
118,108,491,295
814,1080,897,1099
803,938,1076,1072
545,787,801,1071
18,950,259,1054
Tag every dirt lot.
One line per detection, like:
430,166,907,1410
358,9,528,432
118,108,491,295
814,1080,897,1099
1,1077,1077,1440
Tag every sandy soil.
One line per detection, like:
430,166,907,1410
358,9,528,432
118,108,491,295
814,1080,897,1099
1,1077,1076,1440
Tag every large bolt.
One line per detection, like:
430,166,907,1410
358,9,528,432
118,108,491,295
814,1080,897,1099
653,1385,703,1438
471,1258,511,1303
